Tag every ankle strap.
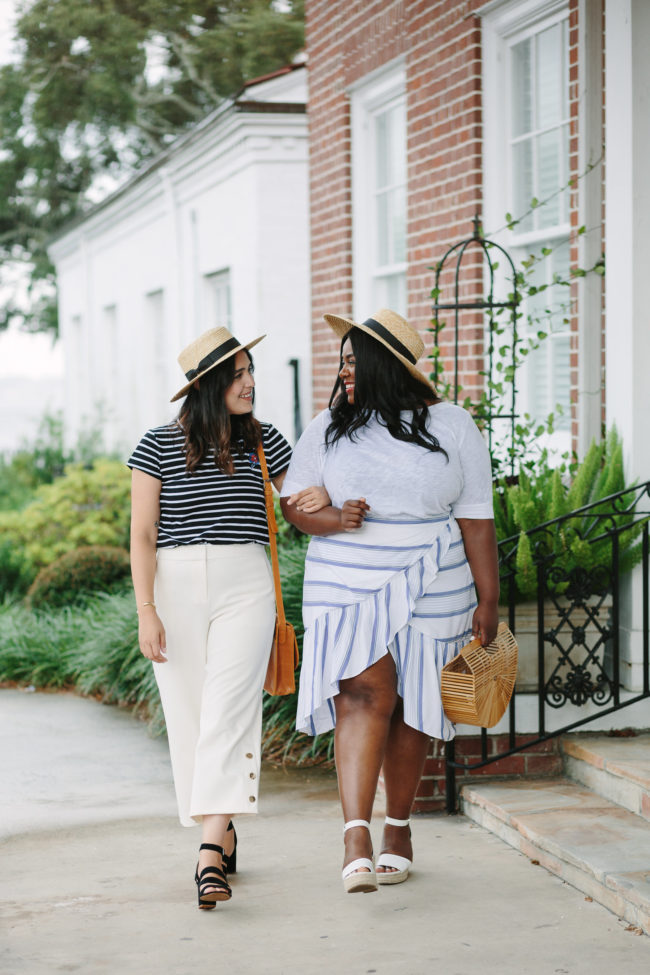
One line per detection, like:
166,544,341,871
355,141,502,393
199,842,225,855
343,819,371,832
385,816,410,827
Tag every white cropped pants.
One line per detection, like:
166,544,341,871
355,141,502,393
153,543,276,827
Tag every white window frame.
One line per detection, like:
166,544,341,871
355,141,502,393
481,0,571,455
145,288,170,419
350,58,407,319
204,268,232,330
102,303,119,414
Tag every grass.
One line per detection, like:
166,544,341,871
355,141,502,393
0,538,335,766
0,590,165,734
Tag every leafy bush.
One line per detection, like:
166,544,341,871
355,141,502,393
0,538,33,597
0,459,131,576
0,409,111,514
494,429,646,600
26,546,131,609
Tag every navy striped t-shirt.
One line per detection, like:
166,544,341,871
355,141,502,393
127,421,292,548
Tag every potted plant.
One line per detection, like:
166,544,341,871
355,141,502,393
493,429,647,691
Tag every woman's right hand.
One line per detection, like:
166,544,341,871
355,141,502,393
286,485,331,513
339,498,370,532
138,610,167,663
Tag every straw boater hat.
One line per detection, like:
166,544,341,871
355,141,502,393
170,327,265,402
323,308,433,390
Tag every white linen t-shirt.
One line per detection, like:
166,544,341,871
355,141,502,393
282,402,493,521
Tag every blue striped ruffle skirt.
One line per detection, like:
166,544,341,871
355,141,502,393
297,515,476,739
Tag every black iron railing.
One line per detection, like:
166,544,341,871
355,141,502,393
445,482,650,812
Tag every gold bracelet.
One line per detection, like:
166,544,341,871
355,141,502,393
139,601,156,611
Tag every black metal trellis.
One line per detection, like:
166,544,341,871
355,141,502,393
431,215,521,475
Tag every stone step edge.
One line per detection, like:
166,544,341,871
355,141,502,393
562,752,650,823
561,737,650,791
460,781,650,936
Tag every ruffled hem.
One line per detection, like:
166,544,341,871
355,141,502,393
296,531,475,738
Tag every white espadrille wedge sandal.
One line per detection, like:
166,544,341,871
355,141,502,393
341,820,378,894
376,816,412,885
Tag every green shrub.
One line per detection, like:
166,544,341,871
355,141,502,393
495,429,646,600
0,459,131,573
0,409,112,515
0,538,33,597
26,546,132,609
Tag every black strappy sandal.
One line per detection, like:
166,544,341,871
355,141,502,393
223,820,238,875
194,843,232,909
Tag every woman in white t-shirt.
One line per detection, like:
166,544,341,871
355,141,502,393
281,309,499,894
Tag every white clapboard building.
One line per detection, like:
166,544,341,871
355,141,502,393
48,64,310,453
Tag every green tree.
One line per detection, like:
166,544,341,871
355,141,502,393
0,0,305,335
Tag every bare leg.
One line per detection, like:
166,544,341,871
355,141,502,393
334,654,398,872
377,699,430,872
198,813,235,892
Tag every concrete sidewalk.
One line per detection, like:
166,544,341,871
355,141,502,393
1,688,648,975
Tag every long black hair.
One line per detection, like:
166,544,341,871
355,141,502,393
177,350,261,475
325,327,446,456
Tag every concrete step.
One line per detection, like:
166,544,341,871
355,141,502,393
561,733,650,822
461,777,650,935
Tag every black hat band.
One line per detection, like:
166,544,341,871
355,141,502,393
362,318,417,364
185,336,241,381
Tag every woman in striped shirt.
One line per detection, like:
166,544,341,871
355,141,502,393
129,326,325,909
281,309,499,894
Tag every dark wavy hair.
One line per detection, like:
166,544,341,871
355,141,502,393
325,327,446,456
177,350,261,475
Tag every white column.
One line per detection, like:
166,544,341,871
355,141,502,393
605,0,650,480
576,0,604,457
605,0,650,691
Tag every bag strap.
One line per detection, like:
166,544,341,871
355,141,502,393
257,441,286,625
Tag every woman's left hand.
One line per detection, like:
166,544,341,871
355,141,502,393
471,601,499,647
286,485,331,513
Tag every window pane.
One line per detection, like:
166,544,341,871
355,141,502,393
376,104,406,189
536,23,564,128
390,185,406,264
552,333,571,428
373,271,406,316
376,192,389,265
205,270,231,328
561,124,569,223
526,341,548,417
550,238,570,325
512,139,534,233
537,129,562,228
511,38,532,137
389,104,406,186
376,112,389,188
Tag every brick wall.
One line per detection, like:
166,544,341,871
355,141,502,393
306,0,604,813
306,0,486,410
413,734,563,813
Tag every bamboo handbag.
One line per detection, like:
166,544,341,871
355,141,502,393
257,442,299,696
440,622,518,727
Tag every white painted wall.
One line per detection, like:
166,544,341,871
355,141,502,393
49,69,310,455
